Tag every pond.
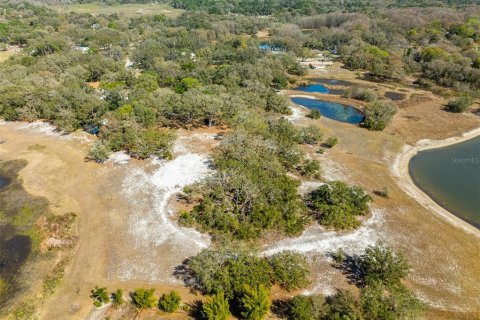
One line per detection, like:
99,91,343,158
0,176,8,188
294,83,330,94
291,97,364,124
258,43,286,52
294,80,347,95
409,136,480,228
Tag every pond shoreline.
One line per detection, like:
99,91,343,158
393,127,480,237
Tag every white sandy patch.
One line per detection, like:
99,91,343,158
263,207,384,256
290,94,318,100
392,128,480,237
15,121,63,136
298,180,323,195
108,151,130,164
112,153,211,282
321,156,348,181
287,105,305,122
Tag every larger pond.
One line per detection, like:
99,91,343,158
291,97,364,124
409,136,480,228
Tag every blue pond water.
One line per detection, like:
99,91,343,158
0,176,8,188
294,83,330,94
258,43,286,52
291,97,364,124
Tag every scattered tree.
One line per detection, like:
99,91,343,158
363,101,397,131
269,251,310,291
202,292,230,320
359,243,410,288
90,287,110,308
159,290,182,313
131,288,157,309
446,96,472,113
309,181,371,229
240,284,271,320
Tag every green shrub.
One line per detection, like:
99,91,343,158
131,288,157,309
301,159,321,178
374,187,389,198
446,96,472,113
323,137,338,148
240,284,271,320
361,283,423,320
363,101,397,131
300,125,323,145
159,290,182,312
309,181,371,230
112,289,124,307
90,287,110,308
185,249,274,299
288,296,314,320
324,290,363,320
88,142,111,163
269,251,310,291
359,243,410,288
343,87,377,102
202,292,230,320
307,109,322,119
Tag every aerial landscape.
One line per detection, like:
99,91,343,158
0,0,479,319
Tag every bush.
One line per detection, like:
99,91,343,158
323,137,338,148
112,289,124,307
359,243,410,287
91,287,110,308
363,101,397,131
374,187,389,198
309,181,371,229
159,290,182,312
301,159,321,178
288,296,313,320
323,290,363,320
184,249,274,299
307,109,322,119
131,288,157,309
361,283,423,320
202,292,230,320
88,142,111,163
343,87,377,102
446,96,472,113
300,125,323,145
240,284,271,320
269,251,310,291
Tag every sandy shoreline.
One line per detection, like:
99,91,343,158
393,127,480,237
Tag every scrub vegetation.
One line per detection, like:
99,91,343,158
0,0,478,318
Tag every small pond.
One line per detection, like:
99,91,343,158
294,82,345,95
291,97,364,124
294,83,330,94
0,176,8,188
409,136,480,228
258,43,286,52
